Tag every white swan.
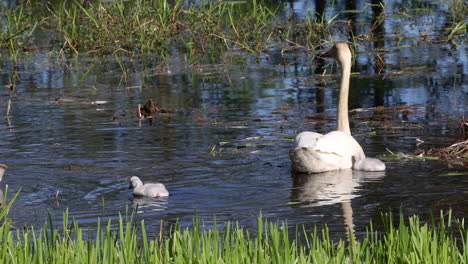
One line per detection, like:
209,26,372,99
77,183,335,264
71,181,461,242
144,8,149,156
0,164,7,182
290,43,385,173
128,176,169,198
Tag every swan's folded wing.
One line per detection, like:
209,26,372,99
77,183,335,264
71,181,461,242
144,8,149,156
295,131,323,148
313,131,364,158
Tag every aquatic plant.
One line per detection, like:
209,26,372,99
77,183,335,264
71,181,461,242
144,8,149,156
1,0,465,65
448,0,468,24
0,4,38,63
445,0,467,45
25,0,279,58
0,189,466,263
415,140,468,167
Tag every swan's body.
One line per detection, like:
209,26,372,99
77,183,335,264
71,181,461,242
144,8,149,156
0,164,7,182
291,131,365,173
290,43,385,173
128,176,169,198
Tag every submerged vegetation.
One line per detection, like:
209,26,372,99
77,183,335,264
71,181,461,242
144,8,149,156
0,190,466,263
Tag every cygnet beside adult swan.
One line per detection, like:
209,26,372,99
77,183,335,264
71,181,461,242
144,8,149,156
352,157,385,171
0,164,7,182
289,43,385,173
128,176,169,198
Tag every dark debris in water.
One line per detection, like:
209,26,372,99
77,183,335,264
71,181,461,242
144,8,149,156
413,118,468,168
138,99,174,118
350,104,426,115
350,105,428,130
415,140,468,168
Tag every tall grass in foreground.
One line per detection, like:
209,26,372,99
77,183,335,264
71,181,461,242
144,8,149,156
0,193,466,263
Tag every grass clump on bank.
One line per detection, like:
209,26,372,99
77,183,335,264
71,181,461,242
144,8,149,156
1,0,466,64
1,0,280,57
0,0,334,62
46,0,277,56
0,191,467,263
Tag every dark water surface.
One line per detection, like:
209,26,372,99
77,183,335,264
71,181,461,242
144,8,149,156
0,0,467,237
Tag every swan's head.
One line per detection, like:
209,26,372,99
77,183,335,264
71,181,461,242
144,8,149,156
128,176,143,189
0,164,7,182
323,42,352,65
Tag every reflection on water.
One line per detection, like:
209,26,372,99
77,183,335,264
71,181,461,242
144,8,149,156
292,170,386,207
130,196,169,214
292,170,385,235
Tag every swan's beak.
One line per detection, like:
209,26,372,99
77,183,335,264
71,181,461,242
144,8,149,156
128,182,134,189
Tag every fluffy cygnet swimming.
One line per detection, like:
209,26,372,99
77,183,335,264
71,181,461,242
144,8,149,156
0,164,7,182
128,176,169,198
352,157,386,171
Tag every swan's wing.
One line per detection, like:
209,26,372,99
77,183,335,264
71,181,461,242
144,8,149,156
295,131,323,148
313,131,364,158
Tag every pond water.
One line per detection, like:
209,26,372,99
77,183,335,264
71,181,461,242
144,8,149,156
0,0,466,238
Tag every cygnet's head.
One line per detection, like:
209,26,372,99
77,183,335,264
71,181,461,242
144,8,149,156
128,176,143,189
0,164,8,182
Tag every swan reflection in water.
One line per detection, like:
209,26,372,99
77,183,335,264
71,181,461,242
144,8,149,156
129,196,169,214
291,169,385,238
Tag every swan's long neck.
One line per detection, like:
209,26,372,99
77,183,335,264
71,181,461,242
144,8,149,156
337,54,351,135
